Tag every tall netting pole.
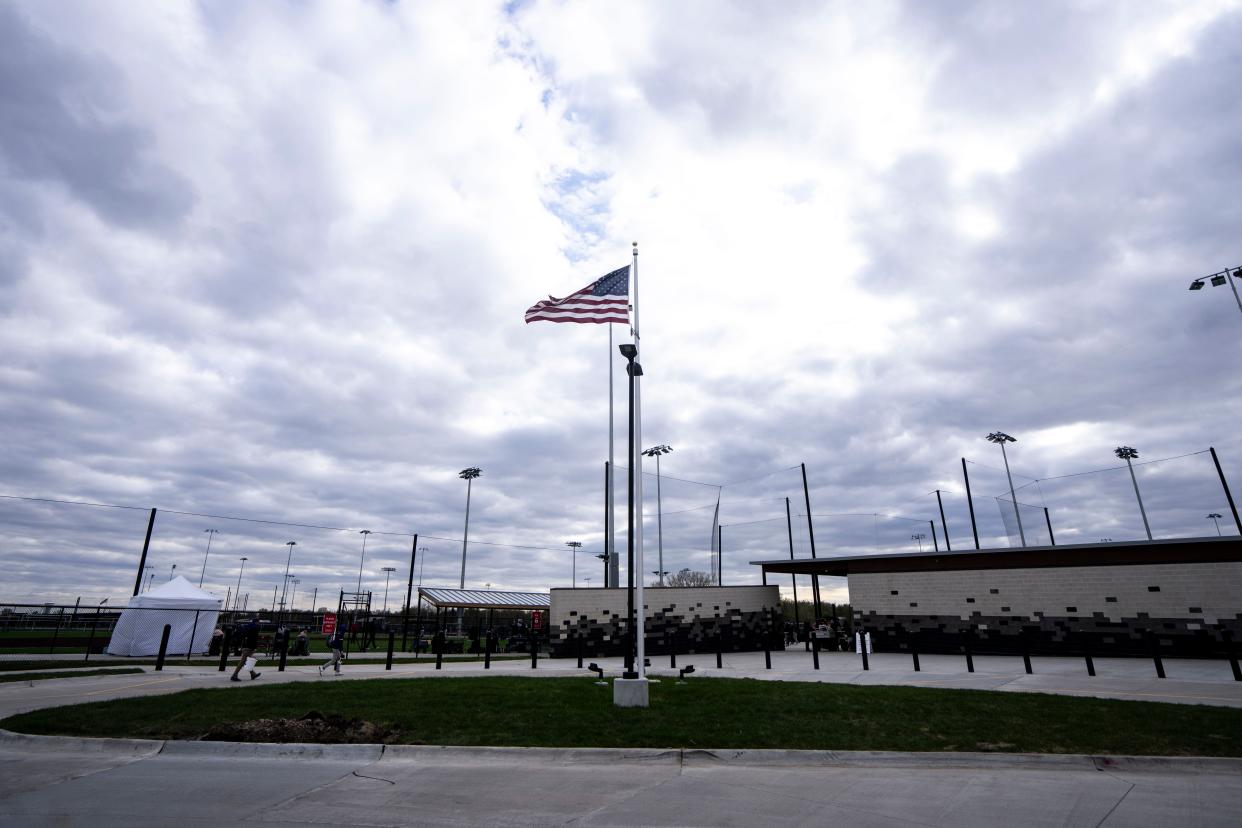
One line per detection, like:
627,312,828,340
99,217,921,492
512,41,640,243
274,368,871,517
962,459,980,549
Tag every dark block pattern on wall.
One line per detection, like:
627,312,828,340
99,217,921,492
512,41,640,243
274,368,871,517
551,602,785,659
853,611,1242,658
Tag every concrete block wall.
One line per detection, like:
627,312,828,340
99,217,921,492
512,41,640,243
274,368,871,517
849,562,1242,656
548,585,782,658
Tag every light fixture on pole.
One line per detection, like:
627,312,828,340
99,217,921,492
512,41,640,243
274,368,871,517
1188,266,1242,322
1115,446,1153,541
566,541,583,586
986,431,1026,547
458,468,482,589
911,533,926,552
595,551,609,585
198,529,219,587
356,530,372,594
641,444,673,586
650,569,669,585
1207,513,1224,536
234,557,248,611
169,564,177,581
279,541,297,620
381,566,397,612
619,342,642,679
584,577,592,588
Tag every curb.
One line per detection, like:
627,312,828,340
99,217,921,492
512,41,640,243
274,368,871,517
0,729,162,757
5,729,1240,771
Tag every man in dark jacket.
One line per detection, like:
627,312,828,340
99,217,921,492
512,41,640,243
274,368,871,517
230,616,262,682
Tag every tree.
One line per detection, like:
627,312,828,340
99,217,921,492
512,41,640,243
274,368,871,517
663,569,714,587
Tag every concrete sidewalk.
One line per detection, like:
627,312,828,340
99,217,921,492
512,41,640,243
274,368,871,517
2,732,1241,827
2,649,1240,720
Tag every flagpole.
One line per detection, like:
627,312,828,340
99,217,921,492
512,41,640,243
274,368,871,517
608,326,616,589
631,241,646,680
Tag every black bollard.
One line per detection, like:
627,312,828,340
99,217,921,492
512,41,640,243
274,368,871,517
531,637,538,669
1081,631,1096,677
577,633,584,669
155,624,172,671
715,625,724,669
1146,630,1166,679
84,617,98,664
962,628,975,673
812,637,820,670
859,630,869,671
385,631,395,671
218,627,232,672
485,633,493,669
1223,630,1242,682
278,633,289,672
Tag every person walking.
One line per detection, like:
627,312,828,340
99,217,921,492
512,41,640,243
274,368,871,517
230,616,262,682
320,627,345,676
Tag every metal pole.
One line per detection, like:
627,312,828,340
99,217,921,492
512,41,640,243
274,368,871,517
1210,447,1241,534
998,441,1027,547
801,463,822,619
1045,508,1056,546
624,350,637,679
929,520,939,552
631,242,646,681
785,497,799,626
1225,267,1242,318
403,534,417,652
656,453,664,586
132,508,157,596
460,480,472,588
1123,455,1153,541
962,459,980,549
279,541,296,623
608,327,617,590
198,529,217,587
935,490,951,551
603,461,611,588
358,531,371,594
234,558,247,612
718,525,723,586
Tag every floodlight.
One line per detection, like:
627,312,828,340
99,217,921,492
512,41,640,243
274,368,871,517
1211,274,1227,287
1189,280,1205,290
986,431,1016,444
627,361,643,377
618,343,637,359
1114,446,1139,460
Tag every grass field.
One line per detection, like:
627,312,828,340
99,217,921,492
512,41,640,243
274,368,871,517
3,676,1241,756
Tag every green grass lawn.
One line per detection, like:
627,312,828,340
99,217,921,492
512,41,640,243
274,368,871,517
0,668,145,683
3,676,1241,756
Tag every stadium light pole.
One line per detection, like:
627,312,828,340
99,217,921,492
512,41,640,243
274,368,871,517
458,468,482,589
169,563,177,581
1115,446,1153,541
233,557,248,611
986,431,1027,547
1207,513,1224,536
287,576,298,611
380,566,397,612
198,529,219,587
911,533,926,552
1188,266,1242,322
418,548,428,585
566,541,583,586
356,530,372,594
278,541,296,622
641,444,673,586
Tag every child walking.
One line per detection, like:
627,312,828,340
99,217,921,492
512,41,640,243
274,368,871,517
319,628,345,676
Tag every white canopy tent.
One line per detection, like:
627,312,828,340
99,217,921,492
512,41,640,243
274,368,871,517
107,576,223,656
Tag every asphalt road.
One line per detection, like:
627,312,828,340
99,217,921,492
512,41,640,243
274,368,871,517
2,735,1242,827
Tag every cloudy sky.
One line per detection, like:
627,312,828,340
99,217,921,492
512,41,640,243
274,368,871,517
2,0,1240,608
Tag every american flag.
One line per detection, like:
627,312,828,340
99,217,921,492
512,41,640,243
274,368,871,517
524,265,630,324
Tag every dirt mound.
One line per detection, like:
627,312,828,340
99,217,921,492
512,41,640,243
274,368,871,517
201,710,400,744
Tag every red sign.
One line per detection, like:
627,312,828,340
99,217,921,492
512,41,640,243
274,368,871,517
532,610,543,630
321,613,337,635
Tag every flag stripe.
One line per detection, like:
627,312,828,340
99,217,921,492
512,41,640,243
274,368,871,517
524,265,630,325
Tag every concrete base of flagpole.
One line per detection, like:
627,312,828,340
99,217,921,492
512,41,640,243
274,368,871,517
613,677,649,708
